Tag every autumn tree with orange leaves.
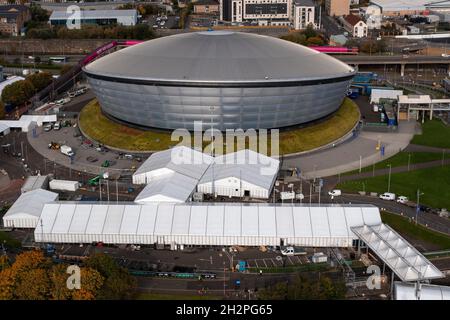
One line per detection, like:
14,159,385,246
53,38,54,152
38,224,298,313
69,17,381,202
0,250,105,300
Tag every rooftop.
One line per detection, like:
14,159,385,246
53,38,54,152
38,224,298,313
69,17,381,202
343,14,364,26
84,31,355,83
294,0,315,6
49,9,137,20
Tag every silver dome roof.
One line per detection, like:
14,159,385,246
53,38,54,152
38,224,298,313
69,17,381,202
84,31,354,83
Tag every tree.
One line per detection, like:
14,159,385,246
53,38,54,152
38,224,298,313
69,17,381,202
14,268,51,300
0,255,9,270
26,72,53,92
258,274,346,300
0,268,15,300
1,80,35,106
307,36,325,46
0,250,122,300
10,250,51,273
85,253,136,300
60,65,73,76
96,269,136,300
303,24,318,39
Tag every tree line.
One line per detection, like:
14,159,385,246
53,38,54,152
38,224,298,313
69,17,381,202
26,24,156,40
0,251,136,300
258,274,347,300
0,72,53,108
280,25,326,46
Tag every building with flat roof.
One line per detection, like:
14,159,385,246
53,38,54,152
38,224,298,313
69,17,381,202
294,0,317,30
194,0,220,14
220,0,292,26
0,4,31,36
49,9,138,27
369,0,427,16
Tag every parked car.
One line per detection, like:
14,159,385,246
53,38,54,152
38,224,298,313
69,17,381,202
396,196,409,204
379,192,396,201
281,246,306,256
328,189,342,197
53,121,61,130
43,124,52,132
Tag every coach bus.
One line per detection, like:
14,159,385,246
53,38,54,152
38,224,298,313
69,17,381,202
49,56,67,64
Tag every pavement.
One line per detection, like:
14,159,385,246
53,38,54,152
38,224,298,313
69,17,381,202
282,121,419,179
27,125,142,176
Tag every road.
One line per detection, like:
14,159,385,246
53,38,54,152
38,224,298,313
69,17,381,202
337,54,450,65
337,194,450,235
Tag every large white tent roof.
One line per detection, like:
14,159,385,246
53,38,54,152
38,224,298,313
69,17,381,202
352,224,444,282
394,282,450,300
21,175,48,193
34,203,381,246
3,189,58,221
200,149,280,189
134,173,198,203
133,146,213,180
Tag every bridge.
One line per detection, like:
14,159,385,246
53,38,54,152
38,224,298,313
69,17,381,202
336,55,450,65
336,55,450,77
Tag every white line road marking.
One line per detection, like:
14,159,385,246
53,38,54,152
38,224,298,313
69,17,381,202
287,256,294,265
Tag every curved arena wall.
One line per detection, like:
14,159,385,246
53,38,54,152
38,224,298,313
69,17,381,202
86,76,353,131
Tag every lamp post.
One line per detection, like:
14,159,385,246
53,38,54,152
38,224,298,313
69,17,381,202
387,164,392,193
416,189,424,225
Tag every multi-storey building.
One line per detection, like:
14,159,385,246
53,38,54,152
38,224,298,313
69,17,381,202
325,0,349,17
220,0,292,26
293,0,317,30
0,4,31,36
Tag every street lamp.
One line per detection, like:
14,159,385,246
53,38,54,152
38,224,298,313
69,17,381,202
387,164,392,193
416,189,424,225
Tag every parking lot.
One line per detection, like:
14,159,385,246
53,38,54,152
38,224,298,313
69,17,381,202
27,124,148,176
246,255,310,268
144,15,179,30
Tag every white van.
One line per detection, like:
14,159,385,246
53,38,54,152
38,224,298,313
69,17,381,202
53,121,61,130
328,189,342,197
379,192,396,201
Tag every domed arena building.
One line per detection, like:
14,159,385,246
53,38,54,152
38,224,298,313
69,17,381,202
83,31,355,131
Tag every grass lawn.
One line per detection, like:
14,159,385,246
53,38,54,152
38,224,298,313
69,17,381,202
0,231,21,249
79,98,359,154
337,165,450,209
342,152,445,176
381,211,450,250
278,98,360,154
411,120,450,149
135,292,221,300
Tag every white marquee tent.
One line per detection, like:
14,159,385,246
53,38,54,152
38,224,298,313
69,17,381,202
3,189,58,228
34,203,382,247
132,146,213,185
198,149,280,199
134,173,199,203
